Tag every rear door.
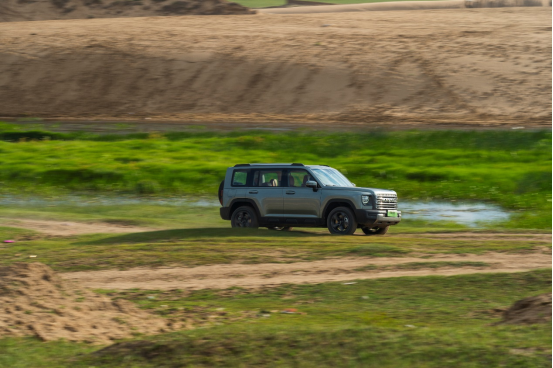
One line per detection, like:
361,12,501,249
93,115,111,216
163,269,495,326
247,168,284,216
282,169,321,218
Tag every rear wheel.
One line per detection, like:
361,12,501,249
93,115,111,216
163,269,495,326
231,206,259,229
267,226,293,231
362,226,389,235
327,207,357,235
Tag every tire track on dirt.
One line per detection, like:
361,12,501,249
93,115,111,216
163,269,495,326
61,252,551,290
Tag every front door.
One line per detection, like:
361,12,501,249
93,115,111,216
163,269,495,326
282,169,321,218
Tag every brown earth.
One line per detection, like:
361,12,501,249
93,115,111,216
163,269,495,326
2,218,154,236
0,8,550,128
61,251,552,290
0,262,174,343
499,293,552,324
0,0,253,22
259,0,550,14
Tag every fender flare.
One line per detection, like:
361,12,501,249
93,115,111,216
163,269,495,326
229,198,262,219
322,199,358,219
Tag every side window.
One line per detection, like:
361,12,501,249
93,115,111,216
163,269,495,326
231,170,248,187
288,170,314,187
253,170,283,187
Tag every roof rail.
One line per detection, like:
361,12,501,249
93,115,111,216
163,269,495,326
234,164,250,167
291,163,304,166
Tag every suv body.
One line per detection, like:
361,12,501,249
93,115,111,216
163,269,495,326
219,163,401,235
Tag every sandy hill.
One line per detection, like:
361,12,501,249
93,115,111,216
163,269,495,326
0,263,172,344
0,0,253,22
0,7,550,127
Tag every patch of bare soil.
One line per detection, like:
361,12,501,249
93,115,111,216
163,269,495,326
0,263,175,344
498,293,552,324
0,8,550,127
3,218,153,236
0,0,253,22
259,0,549,14
61,251,552,290
415,232,552,242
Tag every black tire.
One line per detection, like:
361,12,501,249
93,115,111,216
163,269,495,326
267,226,293,231
231,206,259,229
218,180,224,206
327,206,357,235
362,226,389,235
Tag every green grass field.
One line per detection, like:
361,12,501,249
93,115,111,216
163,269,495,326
0,123,550,229
1,270,550,367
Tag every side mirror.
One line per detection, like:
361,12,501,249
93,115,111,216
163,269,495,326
306,180,318,189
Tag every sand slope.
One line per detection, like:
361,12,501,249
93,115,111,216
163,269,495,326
0,8,550,125
0,263,171,343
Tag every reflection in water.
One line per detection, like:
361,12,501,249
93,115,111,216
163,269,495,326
401,201,510,227
0,195,510,227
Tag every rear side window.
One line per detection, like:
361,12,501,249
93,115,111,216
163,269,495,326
252,170,283,187
231,170,248,187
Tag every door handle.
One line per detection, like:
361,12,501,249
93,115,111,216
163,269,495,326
286,190,295,195
249,190,258,194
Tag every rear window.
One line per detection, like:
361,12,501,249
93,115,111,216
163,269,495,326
231,170,248,187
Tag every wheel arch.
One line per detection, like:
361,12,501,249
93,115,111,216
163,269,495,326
229,198,261,219
322,199,357,221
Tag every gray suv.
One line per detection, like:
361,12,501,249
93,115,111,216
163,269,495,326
218,163,401,235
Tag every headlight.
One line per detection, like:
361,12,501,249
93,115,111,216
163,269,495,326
361,195,370,205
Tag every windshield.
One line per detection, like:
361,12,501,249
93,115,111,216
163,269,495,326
311,168,354,187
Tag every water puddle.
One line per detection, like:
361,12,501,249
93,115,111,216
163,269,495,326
0,195,509,227
401,201,510,227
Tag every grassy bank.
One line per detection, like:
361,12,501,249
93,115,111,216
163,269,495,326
1,270,550,367
2,225,548,272
0,125,550,228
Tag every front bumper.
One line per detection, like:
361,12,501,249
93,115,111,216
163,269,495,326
354,209,401,227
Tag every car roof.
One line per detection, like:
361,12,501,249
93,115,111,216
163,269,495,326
233,163,329,168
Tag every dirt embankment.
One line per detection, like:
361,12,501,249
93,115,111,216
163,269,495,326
0,263,175,343
0,0,253,22
499,293,552,324
0,8,550,127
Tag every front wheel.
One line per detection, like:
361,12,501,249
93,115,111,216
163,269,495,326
267,227,293,231
231,206,259,229
327,207,357,235
362,226,389,235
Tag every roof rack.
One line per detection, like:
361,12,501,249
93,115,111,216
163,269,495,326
233,163,305,167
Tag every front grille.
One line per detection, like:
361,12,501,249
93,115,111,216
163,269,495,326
376,194,397,210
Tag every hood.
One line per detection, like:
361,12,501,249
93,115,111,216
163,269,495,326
323,186,397,196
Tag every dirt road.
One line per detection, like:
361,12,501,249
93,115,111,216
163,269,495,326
61,251,551,290
0,8,550,127
2,218,154,236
